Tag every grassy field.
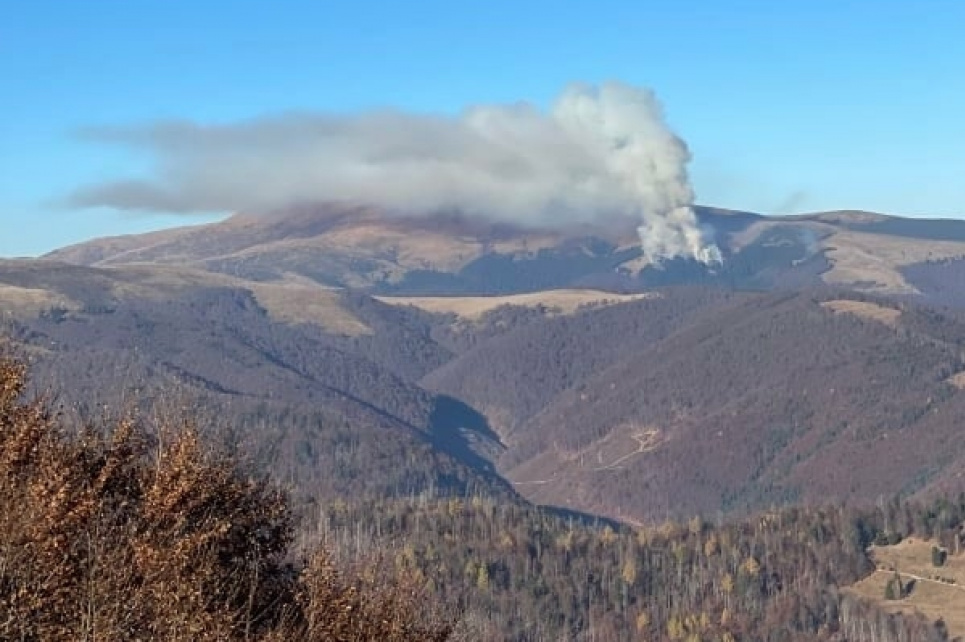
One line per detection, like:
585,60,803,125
732,220,965,294
376,289,655,320
0,284,76,317
0,264,374,337
847,537,965,637
822,230,965,293
820,299,901,327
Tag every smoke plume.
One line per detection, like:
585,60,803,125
70,81,720,263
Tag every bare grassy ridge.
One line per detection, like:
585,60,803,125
823,230,965,293
0,260,372,336
731,219,965,294
0,356,453,641
820,298,902,327
375,289,655,320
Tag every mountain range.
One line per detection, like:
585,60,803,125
5,203,965,524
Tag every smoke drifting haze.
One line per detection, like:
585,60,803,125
70,81,720,263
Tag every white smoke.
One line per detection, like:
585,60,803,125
552,83,720,264
70,81,720,263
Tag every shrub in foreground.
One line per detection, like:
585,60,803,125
0,355,452,641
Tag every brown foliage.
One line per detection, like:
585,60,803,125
291,552,452,642
0,355,453,641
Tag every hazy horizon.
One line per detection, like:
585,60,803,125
3,0,964,257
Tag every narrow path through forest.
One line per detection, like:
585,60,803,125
872,568,965,593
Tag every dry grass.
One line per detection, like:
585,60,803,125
376,289,656,321
823,231,965,293
871,537,965,584
0,284,77,317
246,282,371,335
201,223,579,286
309,225,485,272
0,261,369,336
820,299,902,327
946,372,965,390
45,226,195,266
730,221,965,294
847,537,965,638
109,266,370,336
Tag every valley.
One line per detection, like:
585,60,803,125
5,205,965,638
6,206,965,523
8,4,965,638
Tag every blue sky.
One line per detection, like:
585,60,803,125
2,0,964,257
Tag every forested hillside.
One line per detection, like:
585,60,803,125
422,288,741,433
421,289,965,522
313,493,965,641
8,263,965,525
2,352,963,640
0,281,512,502
9,205,965,609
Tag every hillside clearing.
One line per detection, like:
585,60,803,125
847,537,965,638
0,284,76,317
820,299,902,327
247,283,372,335
946,372,965,389
375,289,656,320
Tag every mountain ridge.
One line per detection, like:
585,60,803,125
7,203,965,524
42,204,965,298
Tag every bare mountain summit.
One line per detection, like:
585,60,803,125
45,204,965,298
